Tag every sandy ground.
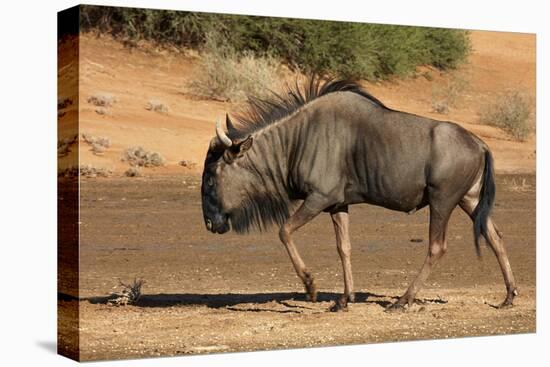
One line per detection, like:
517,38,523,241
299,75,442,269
57,30,536,175
57,174,535,361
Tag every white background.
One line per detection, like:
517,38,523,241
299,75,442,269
0,0,547,365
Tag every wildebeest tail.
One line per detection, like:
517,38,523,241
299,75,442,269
472,150,496,257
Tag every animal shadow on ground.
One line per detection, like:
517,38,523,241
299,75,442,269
84,292,447,313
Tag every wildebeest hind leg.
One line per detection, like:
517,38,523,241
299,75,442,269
329,207,354,312
387,202,452,312
460,195,518,308
279,196,326,302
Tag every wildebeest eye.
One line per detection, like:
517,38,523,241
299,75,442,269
207,177,214,186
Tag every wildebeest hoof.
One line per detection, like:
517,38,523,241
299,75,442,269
329,297,349,312
305,287,318,302
497,299,514,309
385,302,407,313
303,273,317,302
329,303,347,312
496,288,517,309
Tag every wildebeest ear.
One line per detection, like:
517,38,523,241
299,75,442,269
237,135,253,154
223,135,253,164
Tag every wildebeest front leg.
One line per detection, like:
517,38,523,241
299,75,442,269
329,207,354,312
387,203,452,312
279,197,326,302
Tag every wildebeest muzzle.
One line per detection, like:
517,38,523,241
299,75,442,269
205,215,230,234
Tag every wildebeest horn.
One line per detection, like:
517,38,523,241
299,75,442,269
216,119,232,148
226,113,237,134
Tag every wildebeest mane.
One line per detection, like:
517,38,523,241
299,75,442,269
229,76,389,140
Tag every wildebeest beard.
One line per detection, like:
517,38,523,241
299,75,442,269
228,190,296,234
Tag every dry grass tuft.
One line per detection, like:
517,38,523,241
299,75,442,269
122,146,165,167
124,167,142,177
58,134,79,157
94,107,112,116
82,133,112,155
146,99,169,114
187,33,281,102
58,97,73,117
58,97,73,109
87,93,116,107
504,177,533,193
431,73,469,114
58,164,113,178
179,159,197,169
479,91,533,141
79,164,113,178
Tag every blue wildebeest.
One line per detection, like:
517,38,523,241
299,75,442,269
200,77,518,312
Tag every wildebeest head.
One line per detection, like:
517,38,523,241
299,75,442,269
201,114,253,234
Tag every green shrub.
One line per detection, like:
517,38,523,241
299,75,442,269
479,91,533,141
80,5,470,80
